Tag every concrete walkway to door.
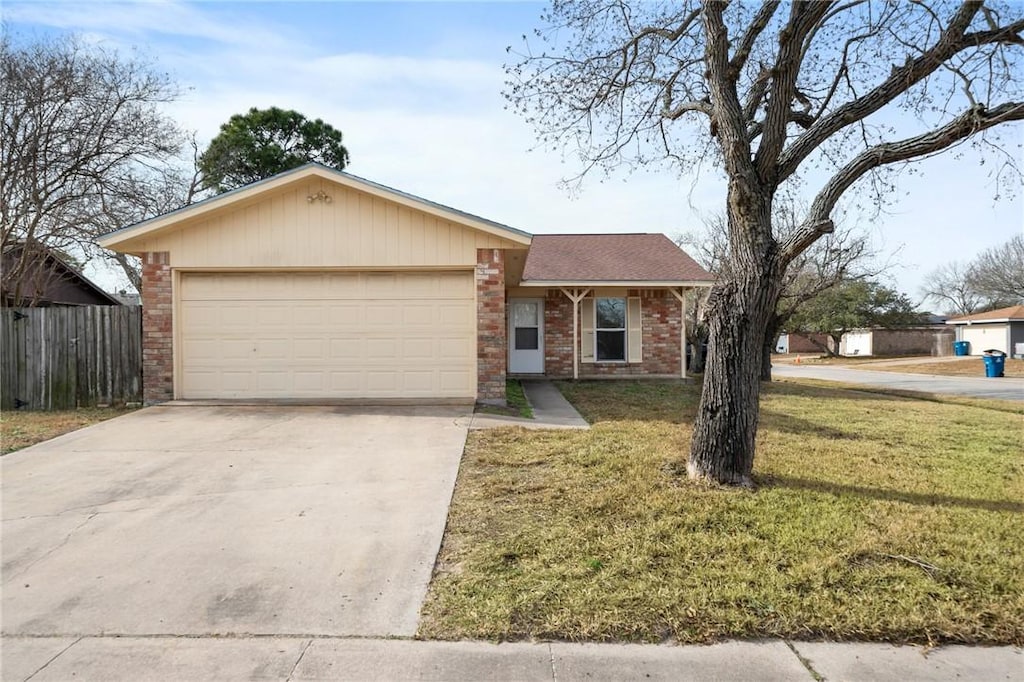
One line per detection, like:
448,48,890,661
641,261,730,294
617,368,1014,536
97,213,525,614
1,405,469,641
467,380,590,430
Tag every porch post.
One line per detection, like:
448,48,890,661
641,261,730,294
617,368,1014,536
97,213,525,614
572,290,579,380
560,288,591,380
670,287,687,380
681,288,687,379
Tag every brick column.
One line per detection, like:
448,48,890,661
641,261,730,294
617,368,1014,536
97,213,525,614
476,248,506,404
141,252,173,404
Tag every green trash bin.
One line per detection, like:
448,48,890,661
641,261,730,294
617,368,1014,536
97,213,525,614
983,350,1006,378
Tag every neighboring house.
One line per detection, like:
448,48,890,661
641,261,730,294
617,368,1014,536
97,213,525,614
98,164,715,405
838,327,954,357
778,332,831,354
1,243,122,307
946,305,1024,357
779,326,954,357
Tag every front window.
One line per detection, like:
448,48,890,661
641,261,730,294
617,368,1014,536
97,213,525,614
596,298,626,361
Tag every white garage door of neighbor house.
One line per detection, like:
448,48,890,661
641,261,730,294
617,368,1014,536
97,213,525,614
843,331,873,356
179,271,476,399
960,325,1008,355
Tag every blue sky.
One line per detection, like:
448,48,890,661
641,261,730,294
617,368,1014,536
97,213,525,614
5,1,1022,303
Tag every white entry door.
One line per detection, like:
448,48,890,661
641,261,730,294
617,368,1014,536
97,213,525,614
508,299,544,373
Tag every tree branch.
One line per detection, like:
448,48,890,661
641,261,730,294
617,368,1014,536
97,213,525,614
778,1,1022,181
754,1,834,182
729,1,782,77
783,101,1024,263
701,2,754,178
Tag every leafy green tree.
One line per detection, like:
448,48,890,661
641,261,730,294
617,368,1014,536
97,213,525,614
198,107,350,193
788,280,924,356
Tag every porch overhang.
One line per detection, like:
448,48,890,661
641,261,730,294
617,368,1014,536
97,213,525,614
545,283,712,381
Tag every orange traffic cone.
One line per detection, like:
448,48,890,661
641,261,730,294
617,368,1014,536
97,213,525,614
796,355,801,364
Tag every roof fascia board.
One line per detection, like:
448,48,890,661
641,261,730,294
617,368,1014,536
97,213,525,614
519,279,716,287
946,318,1017,324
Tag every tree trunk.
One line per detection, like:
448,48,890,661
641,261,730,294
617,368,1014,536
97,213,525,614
688,271,782,485
828,333,842,356
760,314,781,381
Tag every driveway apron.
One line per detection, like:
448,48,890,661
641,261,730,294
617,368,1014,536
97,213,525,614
1,405,469,638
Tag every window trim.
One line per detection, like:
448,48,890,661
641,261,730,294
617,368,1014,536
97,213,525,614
594,297,627,363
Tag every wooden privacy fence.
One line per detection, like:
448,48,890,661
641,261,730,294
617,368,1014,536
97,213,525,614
1,306,143,410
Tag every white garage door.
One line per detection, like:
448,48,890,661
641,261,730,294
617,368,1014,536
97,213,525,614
179,271,475,399
960,325,1008,355
842,330,873,356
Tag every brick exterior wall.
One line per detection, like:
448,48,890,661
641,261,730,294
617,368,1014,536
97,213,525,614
476,249,506,402
543,292,575,377
141,252,173,404
537,289,682,378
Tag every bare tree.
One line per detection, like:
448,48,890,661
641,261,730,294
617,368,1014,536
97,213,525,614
920,261,987,315
922,235,1024,314
968,234,1024,306
1,31,188,300
507,0,1024,485
681,200,888,379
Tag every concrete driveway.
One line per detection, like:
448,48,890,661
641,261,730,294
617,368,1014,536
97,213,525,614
1,405,469,643
772,364,1024,401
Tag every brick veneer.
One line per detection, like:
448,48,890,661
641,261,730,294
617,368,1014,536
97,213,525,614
539,289,682,378
476,248,506,402
141,252,173,404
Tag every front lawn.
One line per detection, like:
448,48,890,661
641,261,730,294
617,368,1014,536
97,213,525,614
871,357,1024,378
0,408,135,455
420,380,1023,645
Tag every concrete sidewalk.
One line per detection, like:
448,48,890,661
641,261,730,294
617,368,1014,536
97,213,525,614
3,635,1020,681
468,380,590,430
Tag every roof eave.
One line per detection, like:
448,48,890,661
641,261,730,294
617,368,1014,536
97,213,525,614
519,279,716,288
946,318,1020,324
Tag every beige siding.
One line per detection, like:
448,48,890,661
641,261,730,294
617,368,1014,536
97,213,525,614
117,179,522,268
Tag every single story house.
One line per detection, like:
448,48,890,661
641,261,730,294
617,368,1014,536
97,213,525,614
777,332,830,354
946,305,1024,357
778,326,955,357
838,327,954,357
98,164,714,405
2,242,122,307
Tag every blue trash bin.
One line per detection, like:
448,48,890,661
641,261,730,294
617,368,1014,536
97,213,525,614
953,340,969,356
983,351,1006,378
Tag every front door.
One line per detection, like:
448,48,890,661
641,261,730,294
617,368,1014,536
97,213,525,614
508,298,544,373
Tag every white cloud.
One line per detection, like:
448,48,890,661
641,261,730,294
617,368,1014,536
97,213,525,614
4,0,295,51
9,0,1022,300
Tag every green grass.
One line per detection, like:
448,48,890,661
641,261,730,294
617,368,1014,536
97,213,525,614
475,380,534,419
420,380,1024,645
1,407,136,454
505,379,534,419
